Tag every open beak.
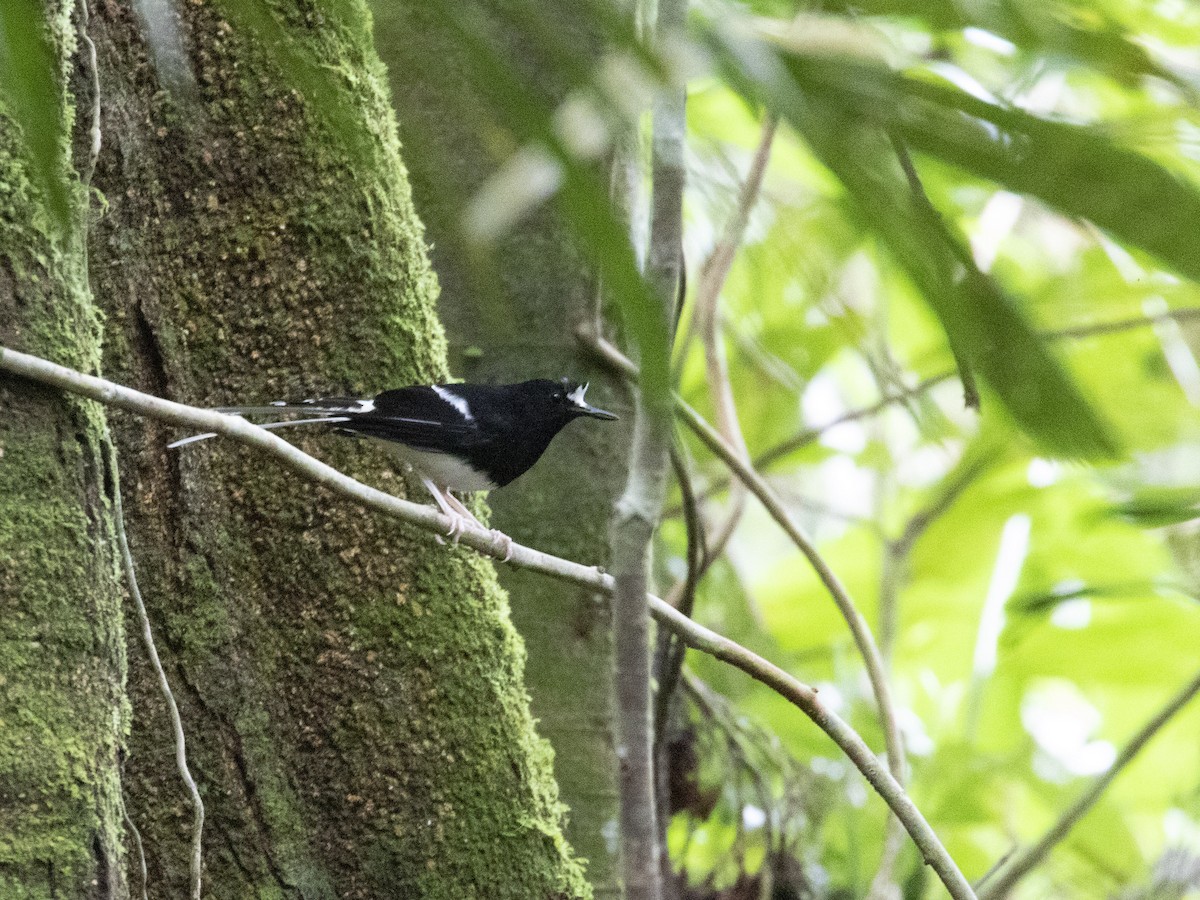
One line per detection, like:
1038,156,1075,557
578,403,618,421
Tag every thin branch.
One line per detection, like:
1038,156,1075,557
680,370,956,509
108,444,204,900
663,497,738,610
0,345,975,900
688,116,778,626
682,304,1200,513
654,443,705,746
611,0,687,891
695,116,778,323
121,794,150,900
978,668,1200,900
583,334,908,797
653,601,976,900
681,671,787,862
880,453,995,660
870,453,991,898
1051,306,1200,340
76,0,102,184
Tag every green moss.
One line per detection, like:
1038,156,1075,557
86,0,590,896
0,6,127,893
369,2,626,891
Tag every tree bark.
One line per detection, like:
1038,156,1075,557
371,4,626,895
0,4,127,896
83,1,589,897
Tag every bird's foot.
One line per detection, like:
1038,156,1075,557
490,529,514,563
424,477,473,546
446,511,469,544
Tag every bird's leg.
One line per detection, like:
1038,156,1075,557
444,491,514,563
420,478,513,561
421,477,469,543
442,490,486,529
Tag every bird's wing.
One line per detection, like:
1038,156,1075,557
339,385,489,452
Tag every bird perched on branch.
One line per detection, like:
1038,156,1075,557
170,378,618,556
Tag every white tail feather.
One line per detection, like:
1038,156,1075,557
168,416,350,449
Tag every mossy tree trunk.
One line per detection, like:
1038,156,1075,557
372,5,626,895
0,5,127,897
73,0,589,897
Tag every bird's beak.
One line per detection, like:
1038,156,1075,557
578,403,618,421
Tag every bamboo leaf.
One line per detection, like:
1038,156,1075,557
705,27,1117,458
776,53,1200,284
822,0,1179,89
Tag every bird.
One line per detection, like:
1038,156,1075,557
169,378,618,557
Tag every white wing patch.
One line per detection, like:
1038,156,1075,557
567,382,590,409
431,385,475,422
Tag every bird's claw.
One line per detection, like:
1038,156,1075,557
491,529,514,563
445,513,467,544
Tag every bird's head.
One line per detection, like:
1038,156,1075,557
523,378,618,423
558,378,619,421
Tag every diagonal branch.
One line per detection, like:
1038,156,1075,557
108,445,204,900
682,304,1200,513
0,344,976,900
870,452,992,898
978,668,1200,899
582,333,908,796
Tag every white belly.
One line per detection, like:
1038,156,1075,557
376,441,497,491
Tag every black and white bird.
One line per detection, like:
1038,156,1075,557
170,378,618,552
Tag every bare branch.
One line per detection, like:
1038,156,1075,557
0,345,975,900
607,0,687,886
582,334,908,801
76,0,102,182
119,789,149,900
654,602,976,900
978,668,1200,899
109,445,204,900
870,452,992,897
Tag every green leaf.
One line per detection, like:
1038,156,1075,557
0,0,71,237
1108,486,1200,528
822,0,1179,90
705,29,1117,458
776,53,1200,286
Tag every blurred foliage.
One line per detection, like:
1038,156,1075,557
4,0,1200,896
663,1,1200,897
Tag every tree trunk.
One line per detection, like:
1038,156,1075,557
84,1,589,897
0,5,127,896
371,5,626,895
